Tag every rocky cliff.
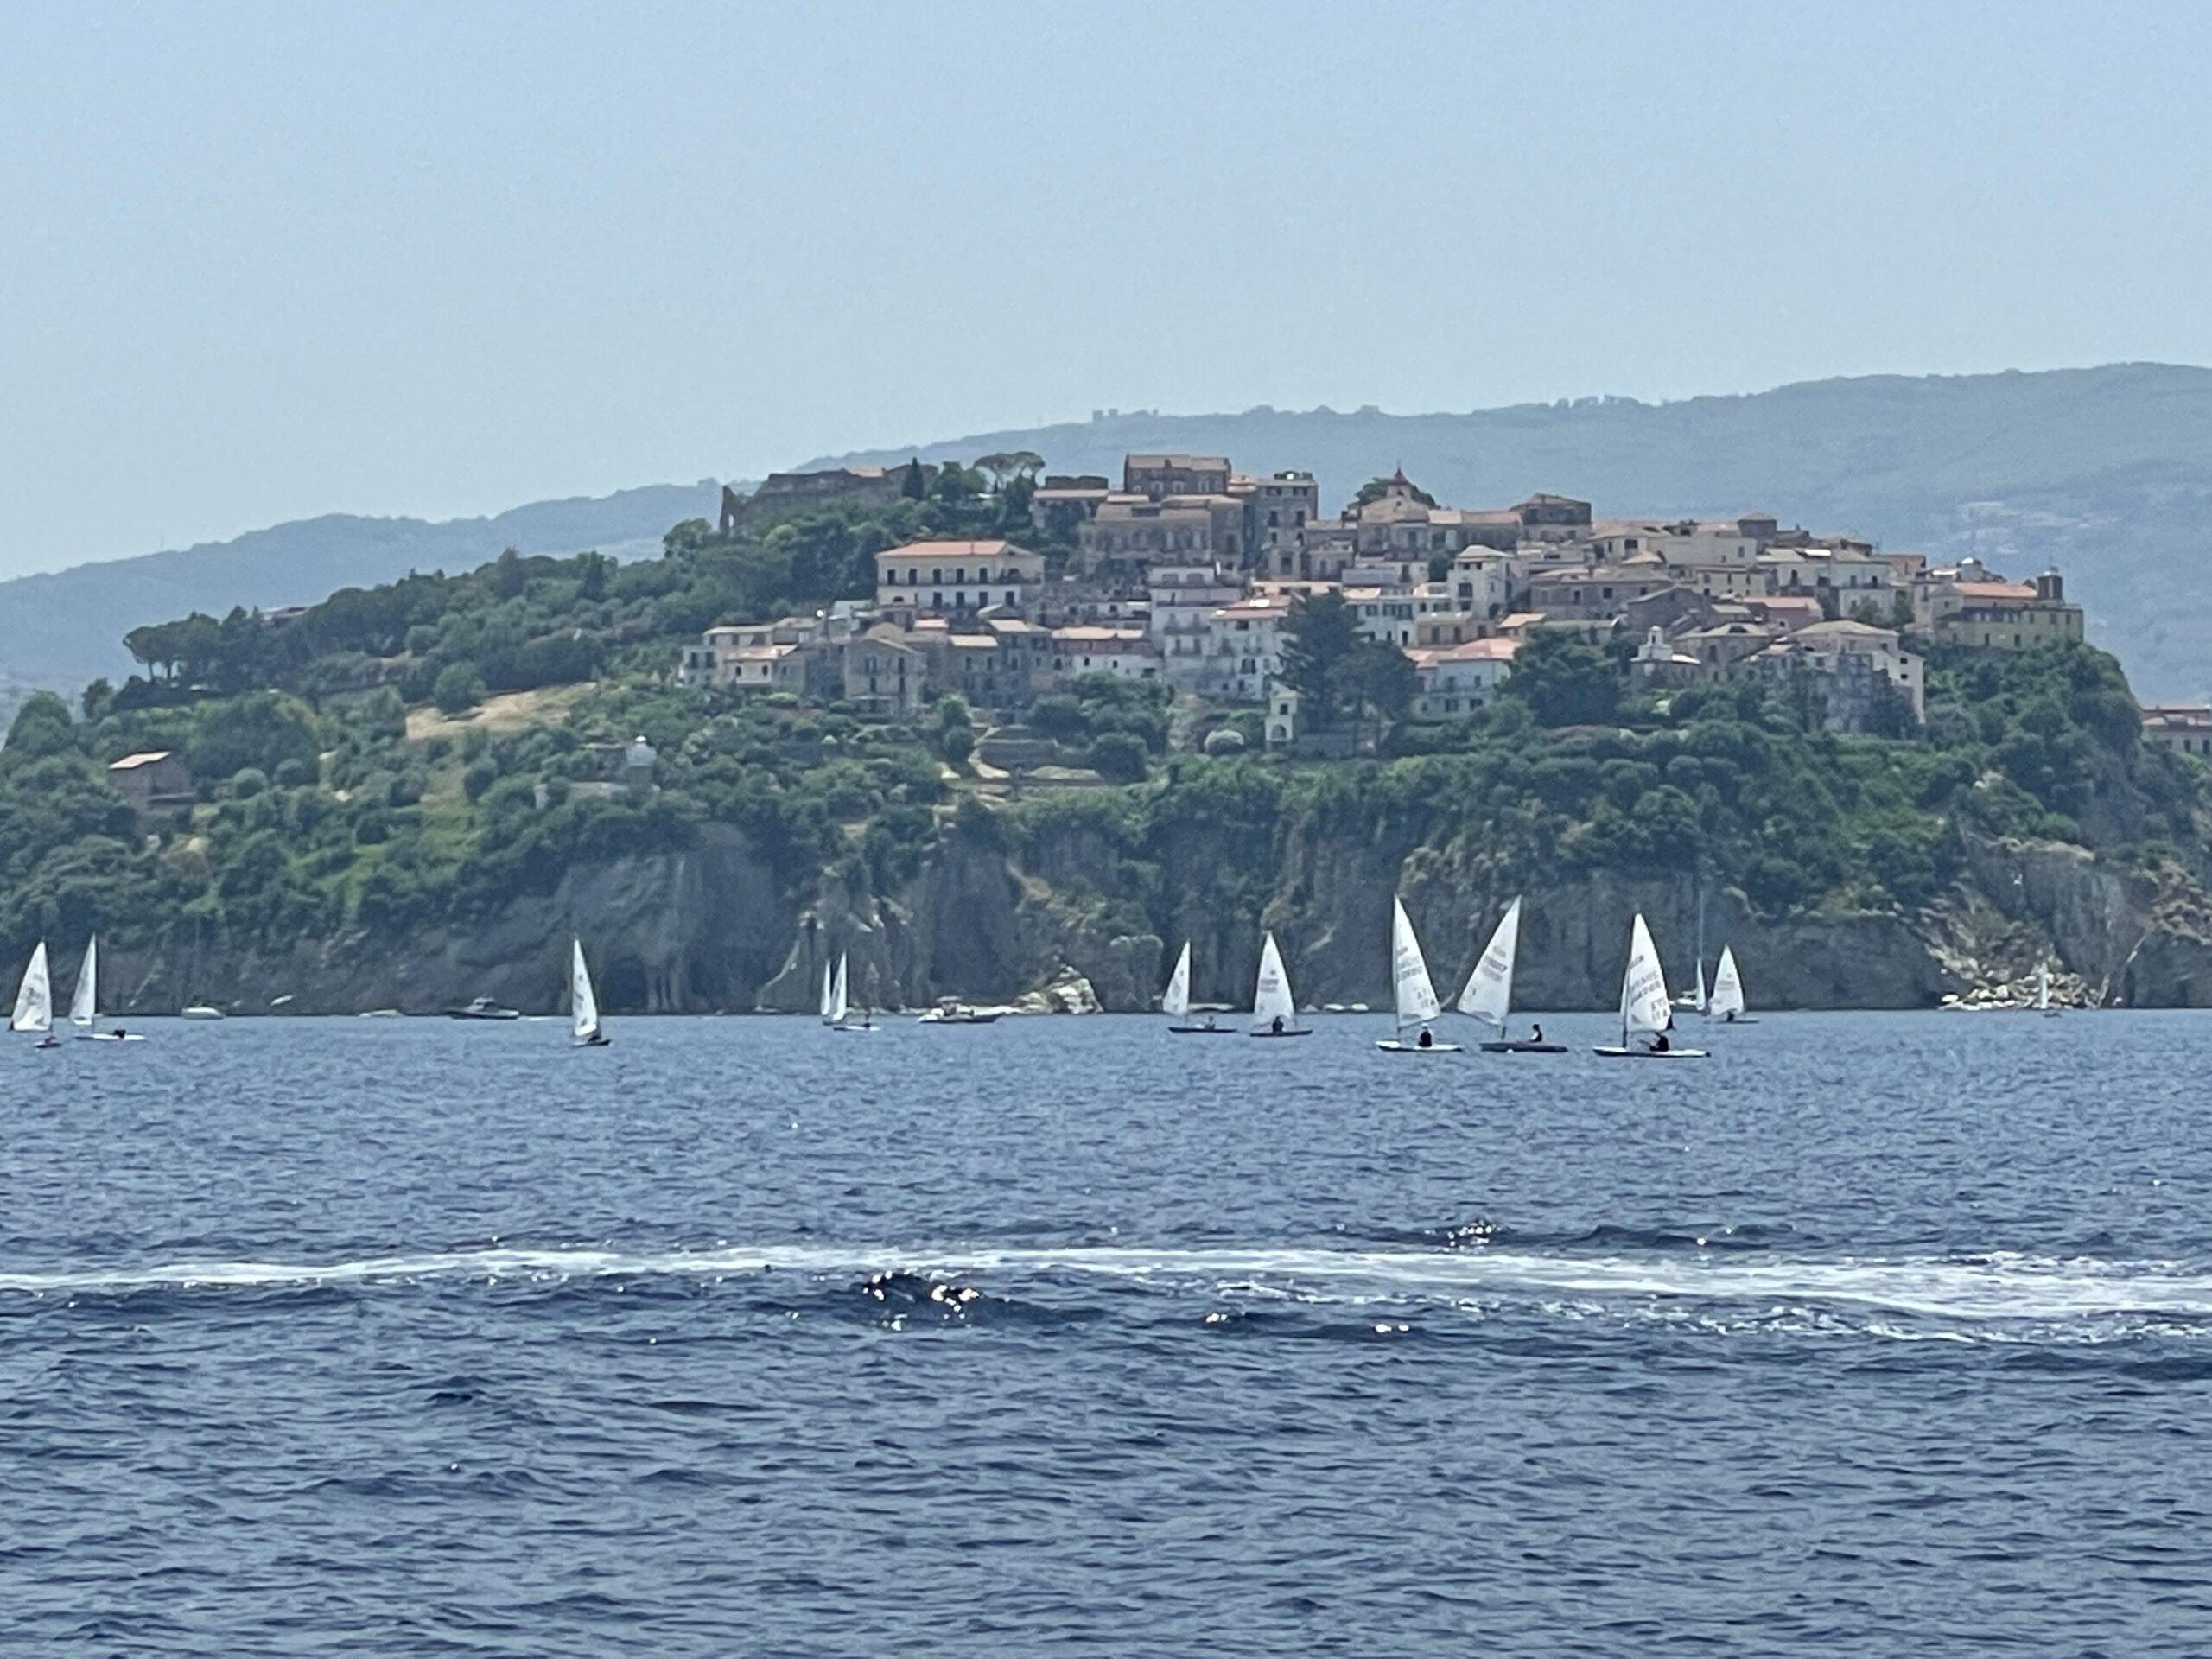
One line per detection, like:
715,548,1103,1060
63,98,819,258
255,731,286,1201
99,807,2212,1016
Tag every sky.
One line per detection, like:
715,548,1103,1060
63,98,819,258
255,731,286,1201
3,0,2212,577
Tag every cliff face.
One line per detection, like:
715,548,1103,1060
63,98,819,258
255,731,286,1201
103,812,2212,1016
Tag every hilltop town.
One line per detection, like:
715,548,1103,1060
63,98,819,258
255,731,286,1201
677,452,2103,760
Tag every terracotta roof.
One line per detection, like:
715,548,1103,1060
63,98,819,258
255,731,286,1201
1952,581,2038,601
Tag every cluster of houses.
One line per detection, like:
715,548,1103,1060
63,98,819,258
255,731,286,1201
682,454,2092,741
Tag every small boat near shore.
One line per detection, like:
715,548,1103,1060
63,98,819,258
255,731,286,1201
448,996,521,1020
918,998,1000,1025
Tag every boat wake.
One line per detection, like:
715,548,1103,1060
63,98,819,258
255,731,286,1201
7,1242,2212,1336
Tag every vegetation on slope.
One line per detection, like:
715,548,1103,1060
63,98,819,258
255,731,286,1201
0,481,2202,988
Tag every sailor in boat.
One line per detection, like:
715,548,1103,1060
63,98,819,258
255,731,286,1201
1416,1026,1433,1049
1529,1022,1544,1045
1270,1014,1285,1035
1651,1030,1670,1053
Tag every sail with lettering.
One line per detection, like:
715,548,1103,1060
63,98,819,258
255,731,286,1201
1389,897,1442,1033
1620,914,1674,1040
1457,898,1521,1033
1162,942,1192,1019
1709,946,1745,1021
10,943,51,1034
570,938,604,1046
1250,931,1306,1035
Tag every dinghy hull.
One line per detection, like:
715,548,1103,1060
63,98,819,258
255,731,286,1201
1479,1041,1567,1053
1376,1039,1464,1053
1592,1045,1707,1058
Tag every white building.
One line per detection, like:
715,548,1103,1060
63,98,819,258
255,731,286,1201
875,539,1046,615
1406,637,1519,720
1048,626,1161,682
1197,594,1293,702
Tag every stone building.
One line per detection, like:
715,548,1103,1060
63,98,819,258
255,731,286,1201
107,751,194,817
1123,453,1231,499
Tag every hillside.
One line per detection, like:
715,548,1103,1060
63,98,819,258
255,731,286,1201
7,490,2212,1016
0,481,719,694
804,364,2212,700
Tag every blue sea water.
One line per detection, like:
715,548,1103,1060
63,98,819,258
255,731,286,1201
3,1009,2210,1655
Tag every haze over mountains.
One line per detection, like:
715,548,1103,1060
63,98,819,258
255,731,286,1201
4,363,2209,701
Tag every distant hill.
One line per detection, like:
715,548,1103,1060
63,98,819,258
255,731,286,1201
0,481,720,694
800,363,2212,700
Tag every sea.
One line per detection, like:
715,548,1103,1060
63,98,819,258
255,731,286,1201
3,1010,2209,1655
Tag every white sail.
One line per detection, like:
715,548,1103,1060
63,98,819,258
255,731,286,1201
10,943,52,1033
1162,941,1192,1019
1709,945,1745,1019
1389,896,1441,1030
2035,962,2050,1012
830,953,850,1026
570,938,601,1042
818,960,836,1024
1456,898,1521,1030
1620,913,1673,1039
1691,957,1708,1014
1251,931,1298,1031
69,936,98,1028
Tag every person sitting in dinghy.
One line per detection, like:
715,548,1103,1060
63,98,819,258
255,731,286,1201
1417,1027,1433,1049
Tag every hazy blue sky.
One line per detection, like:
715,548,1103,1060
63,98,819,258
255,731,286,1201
4,0,2211,575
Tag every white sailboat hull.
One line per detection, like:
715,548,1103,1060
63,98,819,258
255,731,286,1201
1376,1039,1463,1053
1592,1044,1707,1059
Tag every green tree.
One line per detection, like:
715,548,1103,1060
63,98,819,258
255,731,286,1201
1281,592,1361,728
4,692,78,759
434,664,487,715
1503,628,1621,728
1088,730,1148,782
899,458,928,500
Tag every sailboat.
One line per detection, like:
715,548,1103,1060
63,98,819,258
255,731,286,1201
1675,887,1708,1011
1377,896,1460,1052
1708,944,1752,1024
2035,961,2059,1018
1678,956,1708,1014
1594,913,1705,1058
1458,897,1563,1052
71,937,143,1042
1163,941,1231,1034
828,953,871,1031
11,942,60,1048
570,938,610,1046
819,959,837,1027
1249,931,1312,1038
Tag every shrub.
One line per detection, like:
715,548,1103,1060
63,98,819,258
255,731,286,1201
433,664,486,715
1089,731,1149,783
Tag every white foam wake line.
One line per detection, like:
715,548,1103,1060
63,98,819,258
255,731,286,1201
6,1244,2212,1321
